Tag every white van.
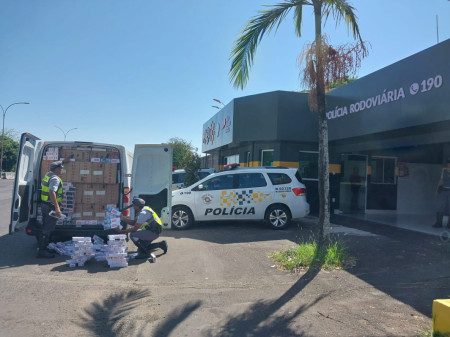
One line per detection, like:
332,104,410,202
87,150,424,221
10,133,173,241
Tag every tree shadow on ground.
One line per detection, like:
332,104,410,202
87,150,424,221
332,215,450,317
152,300,202,336
154,245,326,337
76,289,154,337
205,267,325,337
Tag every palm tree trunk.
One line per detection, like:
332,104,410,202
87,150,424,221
313,1,331,243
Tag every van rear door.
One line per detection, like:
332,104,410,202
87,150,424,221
10,133,40,233
131,144,172,228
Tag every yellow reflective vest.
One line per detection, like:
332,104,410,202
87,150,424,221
139,206,162,231
41,172,63,204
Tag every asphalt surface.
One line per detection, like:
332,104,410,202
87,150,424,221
0,179,449,337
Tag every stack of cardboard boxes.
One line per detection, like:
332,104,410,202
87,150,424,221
40,146,121,226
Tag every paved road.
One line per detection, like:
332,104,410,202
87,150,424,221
0,179,438,337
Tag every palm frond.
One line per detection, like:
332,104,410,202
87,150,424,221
230,1,303,90
322,0,368,55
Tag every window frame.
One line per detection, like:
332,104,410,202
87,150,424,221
261,149,274,167
299,150,319,181
370,156,397,185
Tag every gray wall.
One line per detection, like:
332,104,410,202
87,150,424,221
233,91,318,144
327,39,450,140
397,163,441,214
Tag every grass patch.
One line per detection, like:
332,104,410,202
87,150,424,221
419,329,450,337
269,240,353,271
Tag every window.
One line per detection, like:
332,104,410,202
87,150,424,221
237,173,267,188
172,172,186,184
197,174,234,191
198,172,211,180
267,173,292,185
262,150,274,166
225,154,239,165
299,151,318,180
371,157,396,184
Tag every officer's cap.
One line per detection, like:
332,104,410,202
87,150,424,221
50,161,64,170
132,197,145,208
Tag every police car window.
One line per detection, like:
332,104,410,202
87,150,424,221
238,173,267,188
199,172,211,179
200,174,234,191
267,173,292,185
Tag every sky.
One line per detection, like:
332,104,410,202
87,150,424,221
1,0,449,154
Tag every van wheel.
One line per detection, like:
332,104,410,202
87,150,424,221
266,205,291,229
172,206,194,230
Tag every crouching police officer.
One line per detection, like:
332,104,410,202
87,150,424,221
116,198,168,259
38,160,64,258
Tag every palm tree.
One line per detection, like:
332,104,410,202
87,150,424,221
230,0,367,242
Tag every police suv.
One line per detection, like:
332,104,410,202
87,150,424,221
171,165,310,230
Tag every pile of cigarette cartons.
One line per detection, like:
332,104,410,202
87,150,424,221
103,205,122,230
65,237,95,267
57,182,76,225
105,234,128,268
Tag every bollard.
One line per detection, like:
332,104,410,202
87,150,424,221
433,299,450,334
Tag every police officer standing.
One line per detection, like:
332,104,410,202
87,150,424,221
116,198,168,259
38,161,64,258
433,158,450,228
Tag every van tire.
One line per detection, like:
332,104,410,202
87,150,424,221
172,206,194,230
266,205,291,229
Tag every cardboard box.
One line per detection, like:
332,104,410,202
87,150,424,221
94,185,107,205
91,148,107,161
64,149,91,162
83,184,95,204
103,163,118,184
106,184,120,205
73,184,83,203
91,163,105,184
82,204,96,220
62,162,77,183
40,160,52,179
76,162,92,183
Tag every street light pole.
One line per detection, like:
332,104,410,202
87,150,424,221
54,126,78,141
0,102,30,175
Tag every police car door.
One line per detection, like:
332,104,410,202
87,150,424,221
233,172,270,219
10,133,40,233
192,173,235,221
131,144,172,228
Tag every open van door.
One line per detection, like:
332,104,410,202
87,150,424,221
10,133,40,233
131,144,172,228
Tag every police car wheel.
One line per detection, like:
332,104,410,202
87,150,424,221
172,206,193,230
266,205,291,229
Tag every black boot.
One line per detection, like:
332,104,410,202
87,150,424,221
159,240,168,254
148,241,168,254
133,240,150,259
433,213,444,228
37,234,55,258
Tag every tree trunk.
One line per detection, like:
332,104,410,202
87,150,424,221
313,1,331,243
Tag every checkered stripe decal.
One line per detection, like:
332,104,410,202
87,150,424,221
219,190,272,207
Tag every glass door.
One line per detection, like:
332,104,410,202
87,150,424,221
340,154,368,213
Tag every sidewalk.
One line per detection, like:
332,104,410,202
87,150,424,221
333,212,450,239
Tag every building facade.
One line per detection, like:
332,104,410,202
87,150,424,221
201,39,450,216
